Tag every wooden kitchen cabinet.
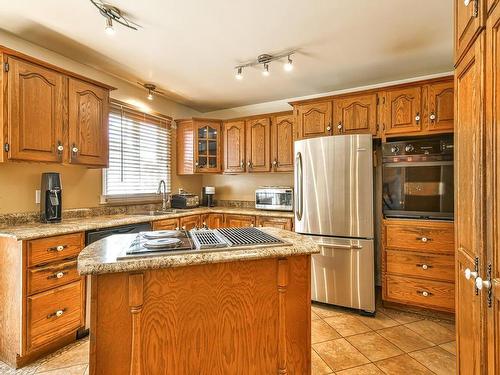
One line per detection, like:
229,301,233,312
271,113,294,172
224,214,255,228
176,118,222,174
455,0,485,63
246,117,271,172
223,120,246,173
332,93,377,135
179,215,201,230
295,101,333,139
68,78,109,167
257,216,293,230
152,218,179,230
201,213,224,229
381,86,423,136
425,81,454,133
5,56,65,163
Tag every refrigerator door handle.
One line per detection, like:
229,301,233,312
316,242,363,250
295,152,303,220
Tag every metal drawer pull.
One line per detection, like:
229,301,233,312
47,271,68,280
417,290,433,297
48,244,68,252
416,236,430,243
47,308,66,319
316,242,363,250
416,264,432,270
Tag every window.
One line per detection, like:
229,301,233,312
103,101,172,202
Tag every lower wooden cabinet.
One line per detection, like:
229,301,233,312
257,216,293,230
201,213,224,229
152,218,179,230
179,215,201,230
382,219,455,313
224,214,256,228
27,260,80,295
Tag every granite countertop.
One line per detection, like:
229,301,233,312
0,207,294,241
77,227,318,275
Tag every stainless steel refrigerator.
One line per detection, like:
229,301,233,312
294,134,375,313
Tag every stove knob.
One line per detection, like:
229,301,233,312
390,146,400,154
405,144,414,152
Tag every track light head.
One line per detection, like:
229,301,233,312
235,67,243,80
105,17,115,35
284,55,293,72
262,63,270,77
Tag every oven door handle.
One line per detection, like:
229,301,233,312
295,152,303,221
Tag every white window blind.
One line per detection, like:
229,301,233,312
103,102,171,200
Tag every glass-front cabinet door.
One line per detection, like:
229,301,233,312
194,120,222,173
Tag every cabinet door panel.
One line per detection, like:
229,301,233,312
271,114,294,172
224,214,255,227
202,213,224,229
194,120,222,173
455,0,485,63
179,215,200,230
7,57,64,162
246,117,271,172
256,216,292,230
455,35,485,375
223,120,245,173
68,78,108,166
426,81,454,132
333,93,377,135
296,102,332,139
383,87,422,136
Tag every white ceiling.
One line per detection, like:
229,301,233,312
0,0,453,112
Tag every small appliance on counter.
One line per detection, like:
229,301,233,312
255,186,293,211
171,191,200,209
201,186,215,207
40,172,62,223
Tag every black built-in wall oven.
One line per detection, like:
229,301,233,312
382,135,454,220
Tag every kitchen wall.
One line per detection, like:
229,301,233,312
0,30,203,214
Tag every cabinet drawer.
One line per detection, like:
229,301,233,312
27,260,81,295
385,275,454,311
27,232,84,267
27,280,84,352
385,224,454,253
152,218,179,230
386,251,454,282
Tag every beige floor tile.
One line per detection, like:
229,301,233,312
323,315,372,337
346,332,403,362
409,346,456,375
313,338,370,372
405,319,456,345
36,364,88,375
356,311,399,330
439,340,457,355
375,354,434,375
378,307,424,324
437,320,456,334
312,309,322,321
336,363,384,374
35,341,89,373
377,325,434,352
312,319,342,343
312,303,348,318
311,349,334,375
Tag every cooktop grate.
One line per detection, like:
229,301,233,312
216,227,284,246
190,229,228,249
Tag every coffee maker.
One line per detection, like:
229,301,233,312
201,186,215,207
41,173,62,223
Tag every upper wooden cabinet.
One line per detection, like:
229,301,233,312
6,57,65,163
1,49,113,166
381,86,423,136
332,93,377,135
295,101,333,139
271,114,294,172
176,118,222,174
223,120,246,173
246,117,271,172
455,0,485,64
425,81,454,133
68,78,109,166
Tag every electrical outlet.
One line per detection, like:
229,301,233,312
35,190,40,204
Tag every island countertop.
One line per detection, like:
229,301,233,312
77,227,319,275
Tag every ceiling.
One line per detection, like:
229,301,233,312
0,0,453,112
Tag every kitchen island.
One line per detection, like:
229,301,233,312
78,227,318,375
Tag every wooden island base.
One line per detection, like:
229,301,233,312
89,255,311,374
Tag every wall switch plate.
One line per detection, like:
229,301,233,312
35,190,40,204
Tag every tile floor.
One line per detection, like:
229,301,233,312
0,303,456,374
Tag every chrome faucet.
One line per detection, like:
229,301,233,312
157,180,170,211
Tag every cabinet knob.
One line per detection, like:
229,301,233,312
326,126,332,132
418,291,431,297
57,245,64,251
240,161,244,168
465,268,478,280
56,272,65,279
272,160,278,166
417,236,429,243
195,162,199,166
417,264,431,270
475,277,492,291
337,122,342,130
182,226,186,230
72,146,79,153
429,112,436,121
57,144,64,152
415,113,421,124
47,308,66,319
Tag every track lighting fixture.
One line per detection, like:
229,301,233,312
104,17,115,35
139,83,166,101
234,51,295,80
235,67,243,80
90,0,141,35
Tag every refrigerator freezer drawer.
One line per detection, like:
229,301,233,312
310,236,375,312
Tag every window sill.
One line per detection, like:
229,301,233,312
100,194,163,206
